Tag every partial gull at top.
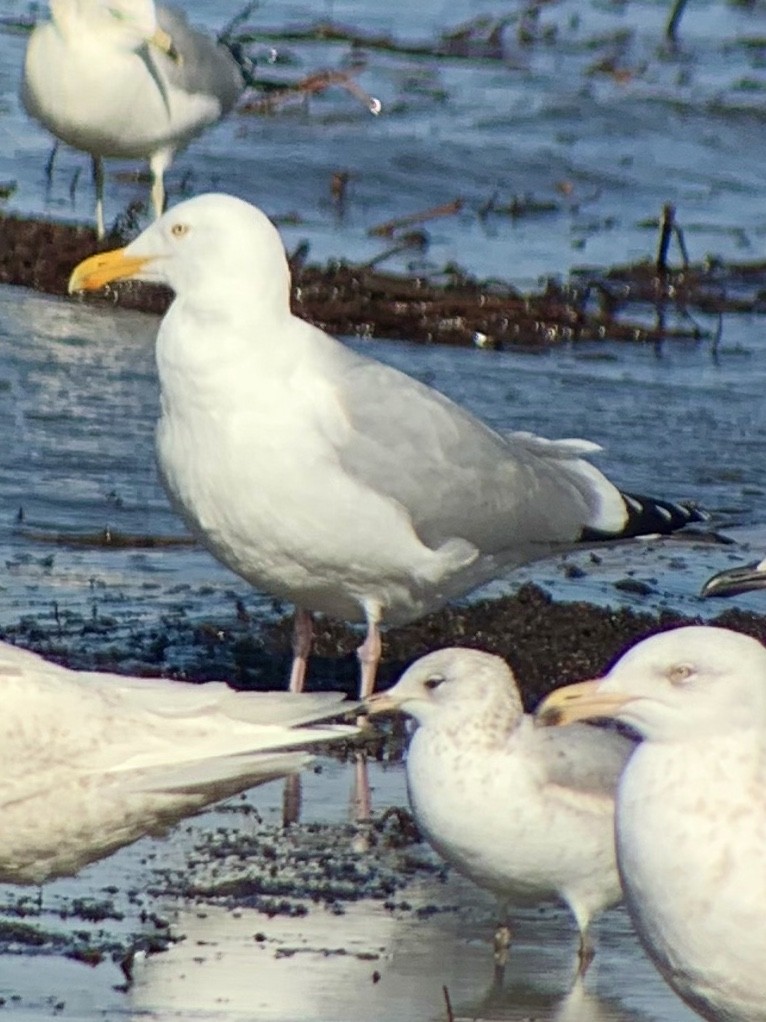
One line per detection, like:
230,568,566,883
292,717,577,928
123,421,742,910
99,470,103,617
22,0,243,237
537,626,766,1022
366,647,633,972
68,192,704,698
0,641,357,885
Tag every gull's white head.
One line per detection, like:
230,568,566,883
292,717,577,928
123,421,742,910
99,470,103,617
68,194,292,314
366,648,524,734
51,0,166,51
537,626,766,742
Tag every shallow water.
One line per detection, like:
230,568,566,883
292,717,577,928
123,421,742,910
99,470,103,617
4,0,766,285
1,283,765,639
0,760,700,1022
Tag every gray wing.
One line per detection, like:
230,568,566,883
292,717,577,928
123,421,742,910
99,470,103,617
532,722,635,799
155,5,243,111
323,345,627,556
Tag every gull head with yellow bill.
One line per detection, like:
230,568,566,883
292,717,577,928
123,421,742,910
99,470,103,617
536,625,766,742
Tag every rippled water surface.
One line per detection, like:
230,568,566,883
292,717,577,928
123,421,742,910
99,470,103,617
4,0,766,283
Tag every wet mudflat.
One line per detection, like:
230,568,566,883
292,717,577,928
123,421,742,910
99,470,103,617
0,760,700,1022
1,0,766,1017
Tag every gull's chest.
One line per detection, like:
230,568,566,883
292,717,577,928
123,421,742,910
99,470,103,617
156,345,342,503
25,30,173,154
617,740,766,1000
405,729,553,890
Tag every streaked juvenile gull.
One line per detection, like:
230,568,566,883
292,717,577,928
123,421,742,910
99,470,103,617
22,0,243,237
366,647,633,970
68,192,704,698
537,626,766,1022
0,641,356,885
701,555,766,598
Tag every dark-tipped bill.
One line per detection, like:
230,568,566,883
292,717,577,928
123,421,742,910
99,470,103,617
68,248,154,293
536,679,633,727
700,561,766,599
363,691,400,717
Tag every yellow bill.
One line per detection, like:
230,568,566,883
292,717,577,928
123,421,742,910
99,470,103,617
68,248,154,293
535,679,634,727
150,27,183,63
363,691,401,716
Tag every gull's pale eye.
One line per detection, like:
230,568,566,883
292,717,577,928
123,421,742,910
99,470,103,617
423,675,445,691
171,223,190,238
107,7,126,20
668,664,694,686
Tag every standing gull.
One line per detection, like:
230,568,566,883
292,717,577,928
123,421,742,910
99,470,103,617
0,641,356,885
68,192,704,699
537,626,766,1022
22,0,243,238
367,648,632,970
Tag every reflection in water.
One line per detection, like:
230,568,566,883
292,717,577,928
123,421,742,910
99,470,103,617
0,758,700,1022
462,972,643,1022
127,883,692,1022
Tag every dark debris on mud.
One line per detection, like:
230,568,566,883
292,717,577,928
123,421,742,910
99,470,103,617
4,211,766,348
4,581,766,711
151,807,442,916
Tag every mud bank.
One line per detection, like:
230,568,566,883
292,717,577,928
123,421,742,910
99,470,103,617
3,211,765,349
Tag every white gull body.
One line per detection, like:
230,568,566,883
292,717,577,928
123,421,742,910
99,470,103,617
368,648,632,966
538,626,766,1022
68,193,702,697
22,0,243,236
0,641,355,885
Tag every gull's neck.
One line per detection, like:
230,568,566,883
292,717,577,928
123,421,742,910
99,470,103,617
156,290,302,392
424,695,524,750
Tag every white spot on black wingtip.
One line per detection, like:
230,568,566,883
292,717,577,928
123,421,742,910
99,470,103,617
580,491,707,543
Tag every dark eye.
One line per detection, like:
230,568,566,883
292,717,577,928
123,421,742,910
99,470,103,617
668,664,693,686
423,675,445,691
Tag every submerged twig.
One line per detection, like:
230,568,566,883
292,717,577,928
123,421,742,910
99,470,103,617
240,69,381,116
369,199,463,238
443,985,455,1022
656,203,689,274
363,230,430,269
666,0,690,46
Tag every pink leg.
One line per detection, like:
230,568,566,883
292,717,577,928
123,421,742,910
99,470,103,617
288,608,313,693
351,751,372,822
357,604,382,700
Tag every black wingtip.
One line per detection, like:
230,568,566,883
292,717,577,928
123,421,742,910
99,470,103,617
581,491,707,543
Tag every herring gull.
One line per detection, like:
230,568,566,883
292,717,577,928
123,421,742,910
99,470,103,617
701,556,766,598
537,626,766,1022
22,0,243,238
366,647,633,971
68,192,704,698
0,640,356,885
